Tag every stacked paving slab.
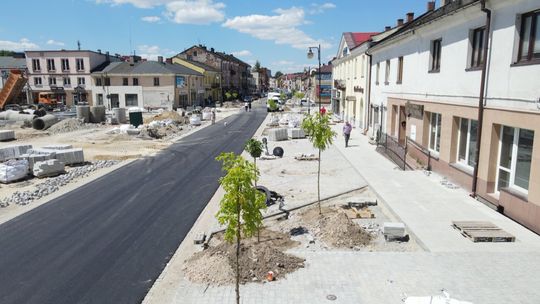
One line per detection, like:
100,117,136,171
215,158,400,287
0,130,15,141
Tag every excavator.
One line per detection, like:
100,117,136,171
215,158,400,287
0,69,27,110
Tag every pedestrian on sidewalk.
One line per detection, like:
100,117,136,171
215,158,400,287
343,121,352,148
211,109,216,125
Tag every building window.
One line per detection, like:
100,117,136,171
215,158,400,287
397,56,403,84
63,77,71,86
76,58,85,71
342,47,348,57
125,94,138,106
469,27,485,68
497,126,534,192
430,38,442,72
123,78,128,86
429,112,441,153
104,77,110,86
34,77,42,86
47,59,56,71
517,10,540,63
457,118,478,167
61,58,70,71
49,77,57,85
97,94,104,106
375,62,380,85
32,59,41,71
96,77,102,86
133,78,139,85
384,60,390,85
154,77,160,86
77,77,85,86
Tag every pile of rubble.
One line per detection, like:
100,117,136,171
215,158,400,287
0,160,118,208
47,118,96,134
140,120,184,139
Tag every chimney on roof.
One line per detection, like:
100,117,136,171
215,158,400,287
397,19,404,26
158,56,163,63
106,51,110,61
210,47,214,52
427,1,436,11
385,26,392,31
97,49,101,54
406,12,414,23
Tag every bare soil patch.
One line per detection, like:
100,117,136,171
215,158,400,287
183,229,304,286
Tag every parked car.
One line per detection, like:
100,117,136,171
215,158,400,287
297,99,316,107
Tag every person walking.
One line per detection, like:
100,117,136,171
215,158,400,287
343,121,352,148
211,109,216,125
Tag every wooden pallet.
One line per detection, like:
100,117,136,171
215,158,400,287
452,221,515,243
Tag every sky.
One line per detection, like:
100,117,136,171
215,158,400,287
0,0,432,75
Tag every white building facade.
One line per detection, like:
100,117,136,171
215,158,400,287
368,0,540,234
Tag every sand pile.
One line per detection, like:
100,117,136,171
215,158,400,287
47,118,93,134
184,229,304,285
143,110,186,124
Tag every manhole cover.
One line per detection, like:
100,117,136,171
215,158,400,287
326,294,337,301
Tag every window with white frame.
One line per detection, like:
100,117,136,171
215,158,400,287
97,94,104,106
61,58,70,71
32,59,41,71
469,27,485,68
63,77,71,86
49,77,57,85
384,60,390,84
376,62,380,85
76,58,85,71
497,126,534,192
77,77,85,85
429,38,442,72
457,118,478,167
34,77,42,86
47,59,56,71
429,112,441,153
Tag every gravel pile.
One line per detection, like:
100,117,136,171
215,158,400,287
47,118,98,134
0,160,119,208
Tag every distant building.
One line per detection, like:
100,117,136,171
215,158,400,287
0,56,26,90
309,63,332,105
175,45,252,97
91,56,203,110
25,50,120,106
171,56,221,104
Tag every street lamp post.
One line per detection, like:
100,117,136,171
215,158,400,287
307,44,321,112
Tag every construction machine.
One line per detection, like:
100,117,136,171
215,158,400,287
0,69,27,110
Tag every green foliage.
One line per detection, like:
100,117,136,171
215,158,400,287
294,92,305,99
252,60,261,72
0,50,16,56
279,92,286,100
215,153,266,243
267,99,278,111
232,92,239,99
225,91,232,100
244,138,263,159
301,112,336,151
274,71,283,78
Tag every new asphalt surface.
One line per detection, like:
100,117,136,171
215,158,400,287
0,104,267,304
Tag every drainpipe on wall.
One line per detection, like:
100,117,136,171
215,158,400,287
365,52,373,134
471,0,491,197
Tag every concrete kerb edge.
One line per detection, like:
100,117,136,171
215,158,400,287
333,130,431,253
142,108,269,303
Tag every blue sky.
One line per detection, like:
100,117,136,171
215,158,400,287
0,0,431,75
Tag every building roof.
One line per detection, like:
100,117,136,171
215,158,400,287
344,32,379,50
180,45,251,68
180,58,219,72
93,61,202,76
370,0,479,51
316,64,333,74
0,57,26,69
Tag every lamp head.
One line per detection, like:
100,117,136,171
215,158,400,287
307,48,314,59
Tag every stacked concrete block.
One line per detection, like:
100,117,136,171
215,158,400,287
0,159,29,183
21,153,55,170
268,128,288,141
0,130,15,141
41,144,73,150
33,159,65,178
28,148,84,165
287,128,306,139
0,144,32,161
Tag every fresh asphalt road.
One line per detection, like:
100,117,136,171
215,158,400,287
0,103,267,304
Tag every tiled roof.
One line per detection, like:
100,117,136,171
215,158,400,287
93,61,202,76
344,32,379,49
0,57,26,69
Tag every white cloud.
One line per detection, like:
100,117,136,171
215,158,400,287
273,60,295,66
137,44,175,60
309,2,336,14
141,16,161,22
0,38,39,51
46,39,65,46
222,7,331,50
164,0,225,24
231,50,252,57
95,0,175,9
96,0,225,24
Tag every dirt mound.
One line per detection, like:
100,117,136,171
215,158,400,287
143,111,185,124
184,229,304,285
140,123,183,139
300,207,372,248
48,118,94,134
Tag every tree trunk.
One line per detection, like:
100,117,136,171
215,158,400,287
318,148,322,215
236,199,241,304
254,157,257,187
